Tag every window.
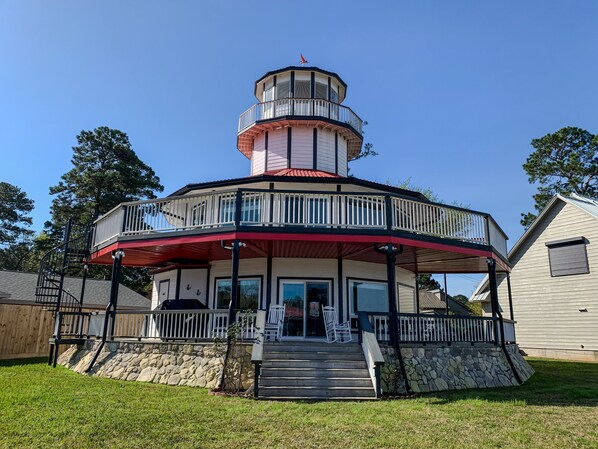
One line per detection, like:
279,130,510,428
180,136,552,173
546,237,590,277
216,278,261,310
295,80,310,98
330,88,338,103
349,279,388,315
315,82,328,100
275,81,290,99
264,85,274,102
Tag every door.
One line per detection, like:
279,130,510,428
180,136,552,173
281,280,330,338
158,280,170,305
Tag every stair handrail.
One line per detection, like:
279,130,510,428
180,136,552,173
250,310,267,398
35,223,92,312
357,312,385,398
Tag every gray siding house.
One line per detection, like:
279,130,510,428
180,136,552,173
471,193,598,361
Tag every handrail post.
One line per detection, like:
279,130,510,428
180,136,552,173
385,196,393,231
234,190,243,227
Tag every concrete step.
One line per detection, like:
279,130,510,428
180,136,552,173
261,360,368,370
259,386,376,399
261,367,370,378
260,377,373,388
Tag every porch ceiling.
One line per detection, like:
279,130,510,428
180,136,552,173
90,232,508,273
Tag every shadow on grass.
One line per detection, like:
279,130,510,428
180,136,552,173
425,359,598,407
0,357,48,367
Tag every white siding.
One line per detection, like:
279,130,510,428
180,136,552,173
290,127,313,169
317,128,336,174
195,258,416,324
179,269,209,306
251,133,266,175
337,135,348,177
266,128,287,171
500,201,598,353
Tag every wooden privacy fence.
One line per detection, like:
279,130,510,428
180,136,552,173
0,303,55,360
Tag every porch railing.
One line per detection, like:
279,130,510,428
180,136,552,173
68,309,258,342
54,312,94,339
238,98,363,135
368,313,497,344
92,188,508,257
502,319,516,344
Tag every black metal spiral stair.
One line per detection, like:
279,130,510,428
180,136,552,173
35,220,92,313
35,220,93,366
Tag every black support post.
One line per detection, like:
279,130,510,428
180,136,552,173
85,249,124,373
506,273,514,321
487,259,523,384
375,243,411,394
487,258,501,345
265,256,272,310
228,240,242,324
386,250,399,346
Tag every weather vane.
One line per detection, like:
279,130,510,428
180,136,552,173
299,54,309,65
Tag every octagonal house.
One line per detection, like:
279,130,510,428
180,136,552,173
41,65,533,399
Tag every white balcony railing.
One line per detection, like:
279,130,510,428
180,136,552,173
238,98,363,135
83,310,257,342
369,313,497,344
92,189,508,257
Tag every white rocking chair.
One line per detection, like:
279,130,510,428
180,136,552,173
322,305,352,343
264,304,285,342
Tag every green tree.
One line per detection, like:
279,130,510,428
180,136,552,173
0,182,35,271
0,182,34,247
47,126,164,235
46,127,164,294
416,273,441,291
521,127,598,228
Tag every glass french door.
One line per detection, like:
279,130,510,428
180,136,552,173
280,280,330,338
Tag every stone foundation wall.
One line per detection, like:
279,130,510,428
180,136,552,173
380,343,534,394
58,340,254,391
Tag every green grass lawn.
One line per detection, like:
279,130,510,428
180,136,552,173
0,358,597,449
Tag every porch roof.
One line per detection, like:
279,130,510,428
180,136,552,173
89,231,509,273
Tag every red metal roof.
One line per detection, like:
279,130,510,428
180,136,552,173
261,169,341,178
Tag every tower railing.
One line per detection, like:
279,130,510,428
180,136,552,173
238,98,363,135
91,188,508,258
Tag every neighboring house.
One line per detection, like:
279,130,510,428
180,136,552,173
419,289,472,315
471,193,598,362
0,270,149,359
44,65,533,399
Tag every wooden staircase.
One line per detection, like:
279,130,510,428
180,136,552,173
258,341,376,400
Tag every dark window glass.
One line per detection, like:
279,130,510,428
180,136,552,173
217,279,260,309
295,80,310,98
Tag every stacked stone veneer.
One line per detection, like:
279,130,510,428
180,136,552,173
58,340,254,390
380,343,534,394
59,340,533,396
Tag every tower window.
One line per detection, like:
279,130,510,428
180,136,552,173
276,81,290,99
315,82,328,100
295,80,310,99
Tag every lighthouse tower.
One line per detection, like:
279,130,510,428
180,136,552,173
237,66,363,177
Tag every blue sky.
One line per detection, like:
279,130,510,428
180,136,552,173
1,1,597,294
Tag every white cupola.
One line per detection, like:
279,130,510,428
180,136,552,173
237,66,363,177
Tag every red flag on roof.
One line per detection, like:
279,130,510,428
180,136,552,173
300,54,308,65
